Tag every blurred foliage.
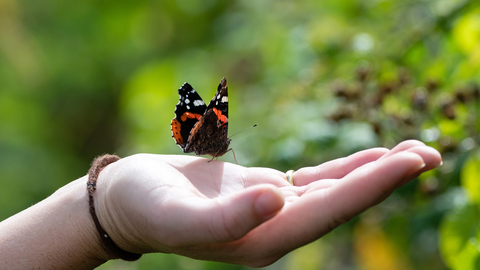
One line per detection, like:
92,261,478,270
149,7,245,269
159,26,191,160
2,0,480,269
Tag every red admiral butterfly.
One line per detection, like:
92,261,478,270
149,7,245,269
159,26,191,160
171,77,231,158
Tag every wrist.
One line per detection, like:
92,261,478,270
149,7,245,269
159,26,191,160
87,154,145,260
94,158,153,255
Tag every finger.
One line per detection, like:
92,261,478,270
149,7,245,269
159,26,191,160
405,145,442,171
320,151,424,228
302,179,340,193
156,184,285,247
293,147,388,185
375,145,442,188
243,167,289,187
378,140,426,161
391,145,443,186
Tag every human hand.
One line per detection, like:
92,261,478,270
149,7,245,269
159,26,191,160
94,140,441,266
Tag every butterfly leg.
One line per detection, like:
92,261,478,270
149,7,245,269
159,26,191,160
207,148,238,164
225,148,238,165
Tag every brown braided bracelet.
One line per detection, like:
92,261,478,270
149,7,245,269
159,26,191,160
87,154,142,261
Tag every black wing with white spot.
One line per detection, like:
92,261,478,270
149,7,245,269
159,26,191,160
171,83,207,150
205,77,228,118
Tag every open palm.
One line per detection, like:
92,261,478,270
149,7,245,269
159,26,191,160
94,140,441,267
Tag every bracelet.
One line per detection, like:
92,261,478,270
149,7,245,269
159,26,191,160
87,154,142,261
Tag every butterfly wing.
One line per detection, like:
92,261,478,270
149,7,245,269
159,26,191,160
171,82,207,151
184,77,230,157
205,77,228,120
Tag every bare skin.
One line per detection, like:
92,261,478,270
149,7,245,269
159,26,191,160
0,140,442,269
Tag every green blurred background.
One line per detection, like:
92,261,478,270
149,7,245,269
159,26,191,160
2,0,480,269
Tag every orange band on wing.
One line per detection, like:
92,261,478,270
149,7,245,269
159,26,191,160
171,119,184,145
180,112,202,122
213,108,228,124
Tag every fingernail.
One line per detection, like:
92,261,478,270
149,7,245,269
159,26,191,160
254,188,284,219
416,162,426,170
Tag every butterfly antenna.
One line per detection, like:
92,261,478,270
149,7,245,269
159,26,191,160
228,124,258,139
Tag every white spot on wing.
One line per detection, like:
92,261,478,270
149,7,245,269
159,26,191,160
185,99,190,104
193,99,205,106
186,105,190,109
221,96,228,103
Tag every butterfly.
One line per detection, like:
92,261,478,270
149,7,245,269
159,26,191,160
171,77,231,158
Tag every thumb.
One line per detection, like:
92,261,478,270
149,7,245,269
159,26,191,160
214,185,285,242
208,184,284,243
168,185,284,246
